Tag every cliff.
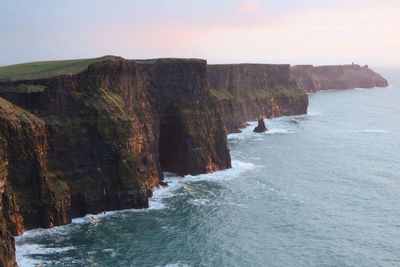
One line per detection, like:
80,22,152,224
0,138,17,267
0,56,231,237
208,64,309,133
0,57,310,265
291,64,388,93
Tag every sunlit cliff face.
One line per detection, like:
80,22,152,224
1,0,400,66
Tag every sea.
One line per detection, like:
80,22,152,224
15,67,400,267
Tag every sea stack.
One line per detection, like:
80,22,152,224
207,64,309,133
253,118,268,133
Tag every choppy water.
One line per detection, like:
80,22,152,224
16,68,400,267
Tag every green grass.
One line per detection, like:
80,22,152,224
0,56,116,81
209,89,235,100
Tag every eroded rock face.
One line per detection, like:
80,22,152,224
0,138,18,267
0,97,69,230
208,64,309,133
137,59,231,175
0,58,310,265
0,57,232,237
291,64,388,93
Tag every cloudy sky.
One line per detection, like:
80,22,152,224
1,0,399,66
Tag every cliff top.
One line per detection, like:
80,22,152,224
0,56,206,82
292,64,367,69
209,63,289,67
0,56,119,82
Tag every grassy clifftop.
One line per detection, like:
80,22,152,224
0,56,117,81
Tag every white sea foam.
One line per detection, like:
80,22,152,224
228,115,307,141
15,114,274,266
229,122,289,141
15,179,182,266
183,160,256,182
265,128,292,135
358,129,391,133
15,158,257,265
16,243,75,267
187,198,210,206
342,129,392,134
161,263,190,267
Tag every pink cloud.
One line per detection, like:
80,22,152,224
236,0,262,14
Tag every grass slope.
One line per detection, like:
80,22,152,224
0,56,115,81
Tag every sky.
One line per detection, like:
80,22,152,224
1,0,399,66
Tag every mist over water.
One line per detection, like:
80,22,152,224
16,68,400,267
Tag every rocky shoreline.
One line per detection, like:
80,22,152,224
0,57,387,266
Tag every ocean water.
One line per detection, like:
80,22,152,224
15,68,400,267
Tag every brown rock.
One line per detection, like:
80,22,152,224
253,118,268,133
0,138,18,267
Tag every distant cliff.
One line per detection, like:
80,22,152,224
208,64,309,133
291,64,388,93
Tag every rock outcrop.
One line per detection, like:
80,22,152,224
291,64,388,93
253,119,267,133
208,64,309,133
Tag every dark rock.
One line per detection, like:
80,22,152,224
159,181,168,187
253,119,268,133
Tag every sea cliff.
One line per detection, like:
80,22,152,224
0,57,309,266
208,64,309,133
0,138,17,267
291,64,388,93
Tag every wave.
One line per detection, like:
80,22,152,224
183,160,256,182
228,115,306,142
15,114,288,265
265,128,292,135
15,158,256,266
16,243,76,267
161,263,191,267
351,129,392,134
360,129,391,133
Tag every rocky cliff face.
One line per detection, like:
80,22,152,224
291,64,388,93
0,58,310,265
208,64,309,133
0,95,70,230
0,57,231,238
0,138,17,267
